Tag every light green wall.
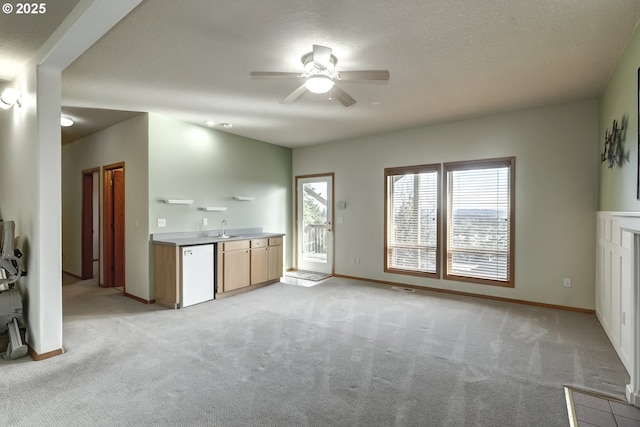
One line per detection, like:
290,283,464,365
147,113,293,267
293,100,599,310
599,24,640,211
62,114,150,299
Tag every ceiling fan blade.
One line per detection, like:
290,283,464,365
280,83,308,104
313,45,332,70
331,86,356,107
337,70,390,81
250,71,304,78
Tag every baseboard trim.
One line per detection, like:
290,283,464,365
61,270,82,280
334,274,596,314
29,346,64,361
124,292,155,304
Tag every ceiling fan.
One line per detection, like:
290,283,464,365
250,44,390,107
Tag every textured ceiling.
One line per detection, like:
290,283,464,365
6,1,640,147
0,0,80,81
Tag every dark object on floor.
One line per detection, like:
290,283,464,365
0,220,28,359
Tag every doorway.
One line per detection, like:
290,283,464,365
81,168,99,279
103,163,125,289
296,174,334,275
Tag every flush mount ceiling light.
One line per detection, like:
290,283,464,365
0,88,21,109
60,115,74,127
304,75,335,94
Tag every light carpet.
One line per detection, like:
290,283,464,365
0,277,629,426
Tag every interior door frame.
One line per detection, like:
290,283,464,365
81,167,99,279
295,173,335,274
102,162,125,289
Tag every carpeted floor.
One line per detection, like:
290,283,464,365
0,276,630,426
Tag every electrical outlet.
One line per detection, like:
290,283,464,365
563,278,571,288
157,218,166,227
202,218,208,226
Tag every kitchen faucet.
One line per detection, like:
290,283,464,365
220,219,227,237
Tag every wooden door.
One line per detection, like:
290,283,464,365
81,171,95,279
113,169,125,287
103,163,125,288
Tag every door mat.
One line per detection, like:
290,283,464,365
285,270,331,281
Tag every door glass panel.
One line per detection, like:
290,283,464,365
302,182,328,264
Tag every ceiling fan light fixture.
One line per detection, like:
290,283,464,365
305,75,334,94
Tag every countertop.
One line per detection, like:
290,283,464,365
151,228,284,246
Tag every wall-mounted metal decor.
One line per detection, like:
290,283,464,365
601,119,624,168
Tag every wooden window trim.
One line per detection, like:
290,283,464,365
384,163,441,279
443,157,515,288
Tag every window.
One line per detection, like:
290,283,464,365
384,164,440,278
444,158,515,287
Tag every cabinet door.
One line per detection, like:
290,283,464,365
153,244,180,309
268,244,283,281
251,247,269,285
223,249,250,292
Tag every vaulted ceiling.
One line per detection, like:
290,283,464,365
3,1,640,147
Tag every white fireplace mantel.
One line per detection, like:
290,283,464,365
611,211,640,406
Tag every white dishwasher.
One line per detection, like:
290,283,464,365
181,244,215,307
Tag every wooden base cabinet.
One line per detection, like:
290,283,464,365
217,240,250,292
153,244,180,309
250,239,269,285
267,237,283,280
218,236,284,296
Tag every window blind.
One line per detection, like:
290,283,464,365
385,165,439,276
445,159,513,285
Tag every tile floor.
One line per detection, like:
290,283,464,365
567,388,640,427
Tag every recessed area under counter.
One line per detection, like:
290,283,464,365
151,229,285,308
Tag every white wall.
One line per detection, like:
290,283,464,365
62,114,149,299
0,61,64,356
293,99,599,310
